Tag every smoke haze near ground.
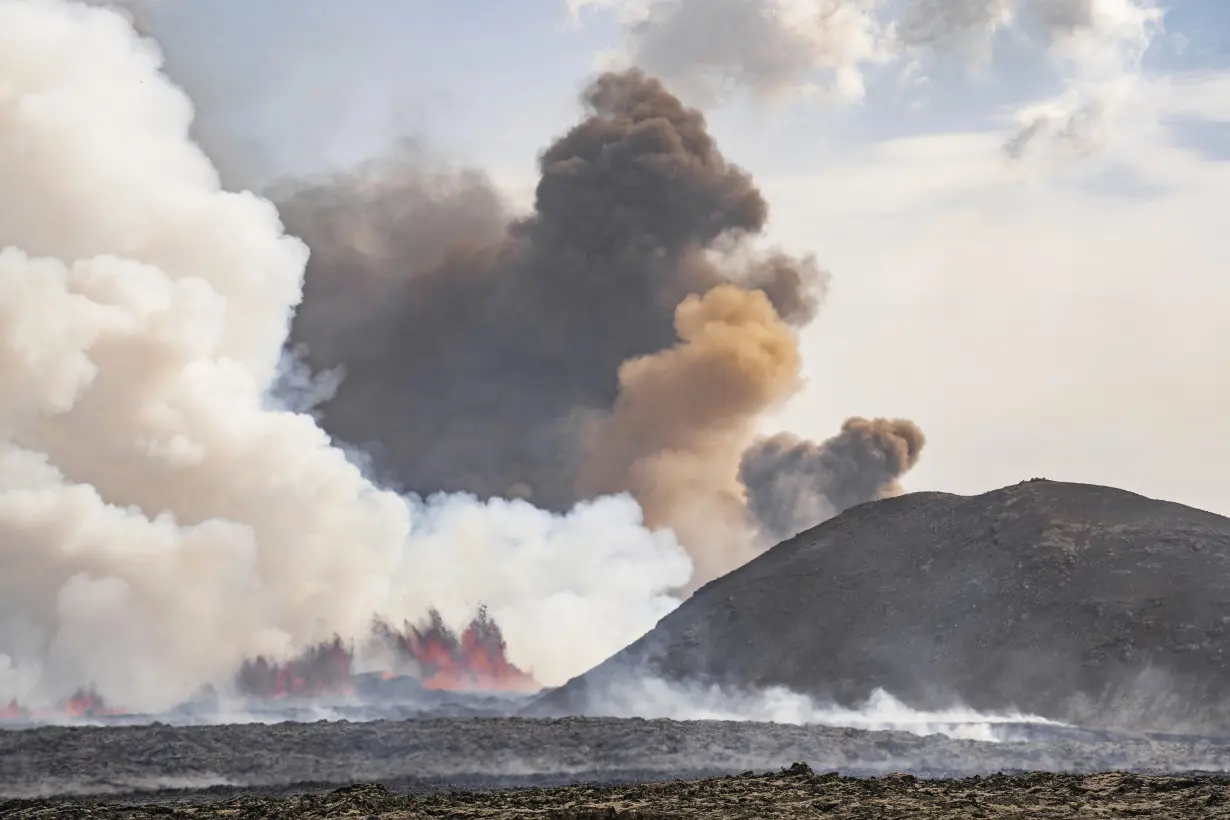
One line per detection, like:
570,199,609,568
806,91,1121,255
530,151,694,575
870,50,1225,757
567,675,1061,743
0,0,694,711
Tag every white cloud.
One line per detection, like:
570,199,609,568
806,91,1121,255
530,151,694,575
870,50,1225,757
570,0,889,104
754,70,1230,514
569,0,1165,160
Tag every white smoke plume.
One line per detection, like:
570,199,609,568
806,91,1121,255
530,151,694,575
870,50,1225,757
81,0,156,33
0,0,691,712
567,0,1165,158
576,676,1064,743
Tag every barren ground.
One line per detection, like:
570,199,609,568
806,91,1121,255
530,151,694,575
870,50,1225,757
5,715,1230,816
5,765,1230,818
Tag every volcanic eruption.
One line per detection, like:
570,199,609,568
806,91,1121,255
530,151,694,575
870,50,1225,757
278,68,925,586
0,0,923,718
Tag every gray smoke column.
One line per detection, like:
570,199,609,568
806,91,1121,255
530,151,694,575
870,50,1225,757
280,70,825,515
740,418,927,543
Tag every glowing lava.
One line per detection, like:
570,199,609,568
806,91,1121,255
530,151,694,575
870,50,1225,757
236,636,354,699
0,688,119,723
63,688,118,718
2,610,538,722
236,606,539,700
382,606,538,692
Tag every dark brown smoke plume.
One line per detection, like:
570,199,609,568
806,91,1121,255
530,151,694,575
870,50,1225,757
739,418,927,544
279,68,921,578
280,70,822,512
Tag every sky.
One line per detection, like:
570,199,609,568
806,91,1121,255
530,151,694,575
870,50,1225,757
142,0,1230,515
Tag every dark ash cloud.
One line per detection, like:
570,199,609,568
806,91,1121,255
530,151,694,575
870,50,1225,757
740,417,927,543
281,70,824,517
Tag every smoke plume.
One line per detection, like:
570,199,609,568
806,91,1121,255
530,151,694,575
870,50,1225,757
82,0,156,33
279,65,926,584
740,418,927,543
0,0,692,711
579,285,802,583
280,69,837,577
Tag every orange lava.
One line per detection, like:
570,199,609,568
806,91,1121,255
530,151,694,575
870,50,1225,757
0,688,121,722
236,636,354,699
237,607,539,700
390,606,538,693
4,609,539,719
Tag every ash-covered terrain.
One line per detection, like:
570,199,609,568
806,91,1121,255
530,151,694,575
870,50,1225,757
7,715,1230,803
8,768,1229,819
542,480,1230,733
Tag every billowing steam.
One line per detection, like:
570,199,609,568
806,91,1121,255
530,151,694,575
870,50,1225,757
741,418,927,543
0,0,927,714
82,0,155,33
0,0,690,711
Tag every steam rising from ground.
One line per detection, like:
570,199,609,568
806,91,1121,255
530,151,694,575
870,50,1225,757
544,676,1063,743
0,0,689,711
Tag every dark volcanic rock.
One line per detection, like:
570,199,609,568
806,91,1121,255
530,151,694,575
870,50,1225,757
7,769,1230,818
11,714,1230,801
537,480,1230,731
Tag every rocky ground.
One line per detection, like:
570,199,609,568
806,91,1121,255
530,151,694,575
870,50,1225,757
5,764,1230,818
5,715,1230,801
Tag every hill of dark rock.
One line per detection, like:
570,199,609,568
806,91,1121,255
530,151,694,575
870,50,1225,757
536,480,1230,732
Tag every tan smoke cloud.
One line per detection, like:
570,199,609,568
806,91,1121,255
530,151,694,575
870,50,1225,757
579,285,802,585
